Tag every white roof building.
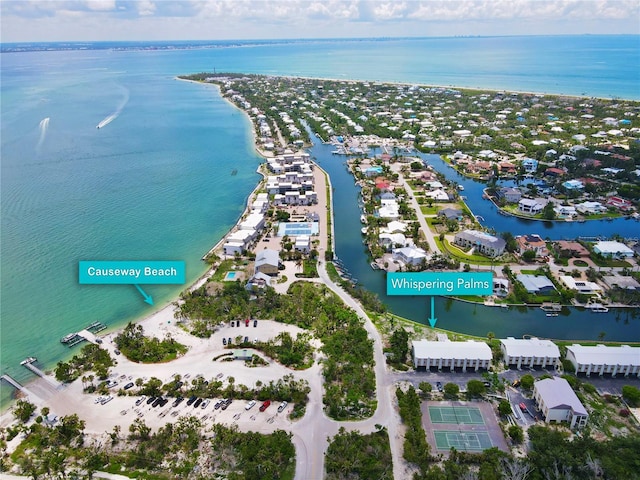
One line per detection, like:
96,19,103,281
412,339,492,371
239,213,265,231
500,337,560,369
392,246,428,266
559,275,602,294
593,241,635,258
382,221,407,233
566,344,640,377
533,377,588,429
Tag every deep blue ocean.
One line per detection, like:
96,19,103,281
1,36,639,407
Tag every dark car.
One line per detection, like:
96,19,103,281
172,397,184,407
193,398,203,408
436,382,443,392
186,395,197,406
230,321,235,327
214,400,222,410
152,397,163,407
123,382,134,390
114,349,121,355
223,337,227,346
146,396,156,405
160,398,169,407
228,337,232,345
253,319,258,327
244,336,249,343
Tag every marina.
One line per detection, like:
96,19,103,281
60,322,107,348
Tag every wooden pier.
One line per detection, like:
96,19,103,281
0,374,24,391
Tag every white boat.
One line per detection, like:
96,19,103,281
360,215,367,224
20,357,37,365
587,303,609,313
361,227,368,235
458,184,464,191
60,332,77,343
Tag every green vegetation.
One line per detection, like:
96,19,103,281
396,386,433,472
257,331,315,369
386,327,410,367
54,343,114,383
12,400,36,424
622,385,640,407
325,427,392,480
114,322,187,363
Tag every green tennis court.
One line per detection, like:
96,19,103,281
434,431,493,451
428,406,485,425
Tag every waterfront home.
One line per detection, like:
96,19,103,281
601,274,640,291
545,167,565,177
515,234,548,257
438,208,463,220
454,230,506,257
554,205,577,218
605,196,634,212
500,337,560,369
497,187,522,203
515,274,556,294
518,198,544,215
240,213,266,232
559,275,602,294
379,233,409,249
254,249,280,276
411,339,492,371
392,246,428,267
223,230,255,256
533,378,588,429
424,189,450,201
593,241,635,259
382,220,407,233
575,201,607,215
493,277,510,296
566,344,640,377
377,199,400,219
364,166,384,177
522,158,539,173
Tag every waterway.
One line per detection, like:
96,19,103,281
310,139,640,342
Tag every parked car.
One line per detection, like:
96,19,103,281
114,349,121,355
124,382,134,390
259,400,271,412
135,396,146,406
245,318,250,327
230,321,235,327
253,319,258,327
146,396,156,405
101,396,113,405
228,337,232,345
245,400,256,410
519,402,527,412
277,401,288,413
193,398,203,408
223,337,227,346
214,400,223,410
152,397,163,407
186,395,197,406
201,399,210,409
172,397,184,408
436,382,443,392
244,336,249,343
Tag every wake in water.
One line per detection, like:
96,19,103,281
96,87,130,129
36,117,50,152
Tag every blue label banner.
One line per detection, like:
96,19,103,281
79,261,185,285
387,272,493,296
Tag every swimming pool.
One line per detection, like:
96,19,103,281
277,222,319,237
224,271,237,281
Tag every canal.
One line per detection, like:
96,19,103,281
310,138,640,342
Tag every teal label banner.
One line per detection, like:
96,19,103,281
79,261,185,285
387,272,493,295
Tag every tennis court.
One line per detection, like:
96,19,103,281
434,431,493,452
429,405,485,425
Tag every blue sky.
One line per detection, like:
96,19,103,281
1,0,639,42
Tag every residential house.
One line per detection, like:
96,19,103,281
555,241,590,258
518,198,544,214
559,275,602,294
454,230,506,257
392,246,428,266
254,249,280,276
497,187,522,203
533,378,588,429
516,234,548,257
438,208,463,220
593,241,635,259
522,158,539,173
575,201,607,215
515,274,556,294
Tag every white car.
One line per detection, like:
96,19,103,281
277,401,288,413
201,399,210,409
245,400,256,410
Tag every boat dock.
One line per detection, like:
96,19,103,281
20,357,48,379
0,374,24,391
61,321,107,348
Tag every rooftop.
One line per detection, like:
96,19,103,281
535,377,587,416
412,339,492,360
567,344,640,367
500,337,560,358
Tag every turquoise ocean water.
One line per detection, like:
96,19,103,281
1,36,639,407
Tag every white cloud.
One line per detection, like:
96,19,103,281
0,0,638,41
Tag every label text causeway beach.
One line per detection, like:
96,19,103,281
78,261,186,284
